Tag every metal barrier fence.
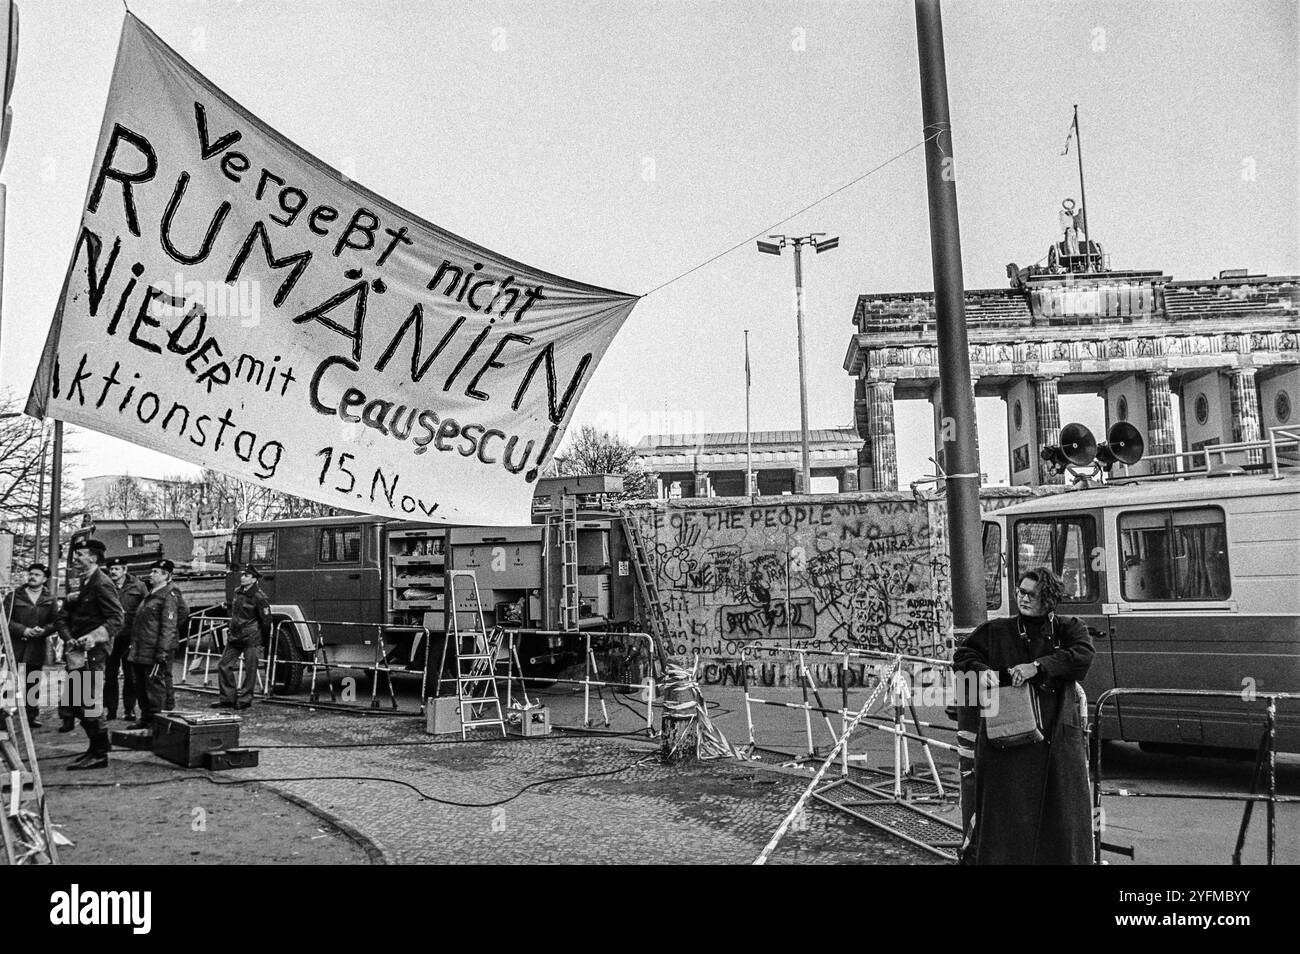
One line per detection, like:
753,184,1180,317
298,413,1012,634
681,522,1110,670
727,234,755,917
183,617,657,728
739,643,961,795
181,614,429,712
432,629,658,734
1092,687,1300,865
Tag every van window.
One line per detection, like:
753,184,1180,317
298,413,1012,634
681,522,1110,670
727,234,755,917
241,531,276,568
319,526,362,564
983,522,1002,609
1013,516,1098,602
1119,506,1230,601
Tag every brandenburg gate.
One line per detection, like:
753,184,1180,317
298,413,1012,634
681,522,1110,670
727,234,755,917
844,210,1300,487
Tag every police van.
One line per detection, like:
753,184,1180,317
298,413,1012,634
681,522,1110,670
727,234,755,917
982,430,1300,754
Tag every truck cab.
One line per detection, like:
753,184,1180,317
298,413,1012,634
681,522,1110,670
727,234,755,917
228,515,391,690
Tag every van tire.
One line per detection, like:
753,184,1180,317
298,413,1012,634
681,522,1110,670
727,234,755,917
270,623,306,695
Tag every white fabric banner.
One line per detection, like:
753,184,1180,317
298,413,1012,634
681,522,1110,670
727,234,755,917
28,15,638,525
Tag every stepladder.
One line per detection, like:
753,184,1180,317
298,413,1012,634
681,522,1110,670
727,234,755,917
0,591,59,864
441,571,506,739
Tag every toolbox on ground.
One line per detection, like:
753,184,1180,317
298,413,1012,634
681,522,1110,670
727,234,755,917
507,705,551,737
425,696,461,735
152,711,241,767
204,748,260,770
109,728,153,750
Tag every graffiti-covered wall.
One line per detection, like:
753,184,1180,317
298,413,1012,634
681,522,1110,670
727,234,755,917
623,494,952,667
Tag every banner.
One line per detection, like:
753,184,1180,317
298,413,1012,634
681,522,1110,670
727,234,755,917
28,14,639,525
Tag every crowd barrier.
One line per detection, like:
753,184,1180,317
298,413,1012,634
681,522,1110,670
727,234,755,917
738,643,961,794
182,616,657,730
1092,687,1300,864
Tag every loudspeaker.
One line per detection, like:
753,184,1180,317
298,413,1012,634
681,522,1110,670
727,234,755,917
1096,421,1145,470
1060,423,1098,466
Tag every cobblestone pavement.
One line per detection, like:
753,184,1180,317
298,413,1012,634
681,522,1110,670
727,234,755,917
34,729,372,864
164,683,951,865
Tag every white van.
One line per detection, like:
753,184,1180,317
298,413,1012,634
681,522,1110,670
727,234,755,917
981,470,1300,752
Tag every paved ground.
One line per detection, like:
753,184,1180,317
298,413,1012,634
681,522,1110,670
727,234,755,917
35,740,371,864
29,666,1298,865
172,688,946,865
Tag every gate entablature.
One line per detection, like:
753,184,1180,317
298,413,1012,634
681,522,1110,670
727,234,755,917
845,270,1299,490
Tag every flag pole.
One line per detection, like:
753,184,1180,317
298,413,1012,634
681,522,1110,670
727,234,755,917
1073,104,1092,270
45,421,63,598
745,329,753,498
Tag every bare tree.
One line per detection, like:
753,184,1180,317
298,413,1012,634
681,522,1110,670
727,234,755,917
550,425,650,499
0,391,82,568
191,468,335,527
153,474,205,524
92,476,157,520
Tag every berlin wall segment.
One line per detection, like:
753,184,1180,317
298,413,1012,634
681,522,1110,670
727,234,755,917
626,493,954,687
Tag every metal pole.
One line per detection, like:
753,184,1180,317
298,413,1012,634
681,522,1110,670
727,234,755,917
916,0,986,841
45,421,63,598
0,183,6,379
33,423,48,563
745,329,753,497
1073,105,1092,270
915,0,985,634
792,240,811,492
1267,699,1277,865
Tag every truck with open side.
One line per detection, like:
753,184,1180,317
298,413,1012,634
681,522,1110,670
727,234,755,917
227,476,643,694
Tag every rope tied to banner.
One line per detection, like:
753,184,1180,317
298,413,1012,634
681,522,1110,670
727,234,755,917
641,130,945,299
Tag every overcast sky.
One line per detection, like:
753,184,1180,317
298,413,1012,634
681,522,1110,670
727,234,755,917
1,0,1296,490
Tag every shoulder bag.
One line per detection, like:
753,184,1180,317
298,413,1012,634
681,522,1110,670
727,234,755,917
982,683,1044,748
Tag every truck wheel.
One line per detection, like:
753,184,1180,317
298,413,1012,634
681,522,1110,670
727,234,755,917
269,624,306,695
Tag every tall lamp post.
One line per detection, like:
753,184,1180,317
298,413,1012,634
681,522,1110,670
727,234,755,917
757,233,839,493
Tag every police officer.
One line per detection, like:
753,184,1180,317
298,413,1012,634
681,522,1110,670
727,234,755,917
104,557,148,722
214,565,271,710
3,563,58,727
56,539,124,770
127,560,188,730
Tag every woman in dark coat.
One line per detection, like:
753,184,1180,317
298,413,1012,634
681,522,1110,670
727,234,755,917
952,566,1095,864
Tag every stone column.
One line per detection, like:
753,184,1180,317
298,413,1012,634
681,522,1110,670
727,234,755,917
855,377,873,489
838,467,859,492
695,471,711,498
929,382,945,473
854,378,870,440
868,381,898,491
1228,367,1264,465
1143,370,1176,474
1033,375,1063,486
932,378,982,480
856,446,873,495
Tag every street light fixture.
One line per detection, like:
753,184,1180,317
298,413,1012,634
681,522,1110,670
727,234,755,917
755,232,839,493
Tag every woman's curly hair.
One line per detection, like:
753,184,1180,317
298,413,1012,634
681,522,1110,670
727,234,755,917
1018,566,1065,613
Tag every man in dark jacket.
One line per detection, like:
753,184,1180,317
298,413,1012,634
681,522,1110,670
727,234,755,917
4,563,58,727
55,539,125,770
104,557,148,722
127,560,187,730
215,565,272,710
